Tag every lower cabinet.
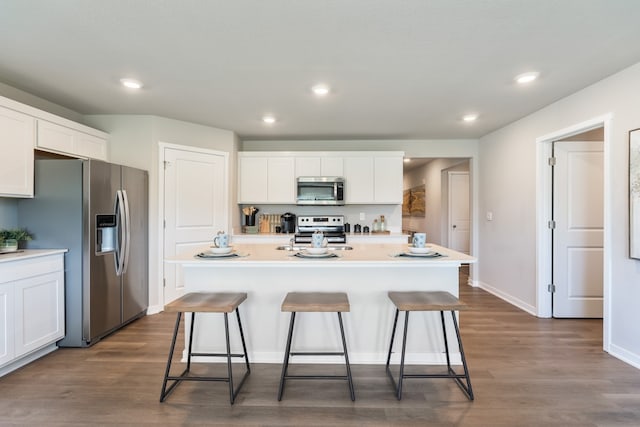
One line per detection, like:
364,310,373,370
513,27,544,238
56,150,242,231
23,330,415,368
0,252,65,377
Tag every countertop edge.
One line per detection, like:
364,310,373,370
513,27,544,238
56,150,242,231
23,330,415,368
0,249,68,263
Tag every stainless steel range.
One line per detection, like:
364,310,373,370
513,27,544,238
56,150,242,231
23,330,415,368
295,215,346,243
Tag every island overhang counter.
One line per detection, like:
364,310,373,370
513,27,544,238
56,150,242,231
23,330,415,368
166,243,475,365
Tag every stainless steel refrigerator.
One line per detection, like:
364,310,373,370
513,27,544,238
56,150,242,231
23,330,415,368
18,158,148,347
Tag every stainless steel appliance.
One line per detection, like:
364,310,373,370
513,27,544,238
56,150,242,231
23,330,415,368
17,158,148,347
296,177,345,206
295,215,346,243
281,212,296,233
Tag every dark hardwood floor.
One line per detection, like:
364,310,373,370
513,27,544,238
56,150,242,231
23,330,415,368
1,270,639,426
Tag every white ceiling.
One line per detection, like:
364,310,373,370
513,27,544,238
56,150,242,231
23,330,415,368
2,1,640,140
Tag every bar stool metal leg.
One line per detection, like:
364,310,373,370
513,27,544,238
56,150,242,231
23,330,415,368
160,312,183,402
337,312,355,401
277,311,296,401
450,310,474,400
236,308,251,374
385,308,400,369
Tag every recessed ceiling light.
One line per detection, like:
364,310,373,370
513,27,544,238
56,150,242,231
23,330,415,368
462,114,478,122
120,78,143,89
515,72,540,84
262,115,276,124
312,84,330,96
403,158,411,163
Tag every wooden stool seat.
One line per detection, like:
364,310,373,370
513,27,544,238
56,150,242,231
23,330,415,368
388,291,468,312
278,292,355,401
281,292,350,312
386,290,474,401
160,292,251,405
165,292,247,313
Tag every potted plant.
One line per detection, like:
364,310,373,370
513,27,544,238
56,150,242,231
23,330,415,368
0,228,33,252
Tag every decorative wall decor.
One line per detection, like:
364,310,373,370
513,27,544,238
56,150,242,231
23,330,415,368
402,190,411,216
402,185,426,218
630,128,640,259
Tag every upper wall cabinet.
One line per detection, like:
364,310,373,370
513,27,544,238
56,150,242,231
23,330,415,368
36,120,107,161
373,156,404,204
0,106,35,198
0,95,109,198
239,151,403,205
238,154,295,203
295,156,343,177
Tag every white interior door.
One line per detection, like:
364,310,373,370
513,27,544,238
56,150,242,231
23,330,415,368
553,141,603,318
163,147,228,304
448,171,470,253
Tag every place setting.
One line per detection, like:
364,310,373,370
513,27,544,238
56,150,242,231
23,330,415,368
196,231,249,259
292,231,340,259
392,233,444,258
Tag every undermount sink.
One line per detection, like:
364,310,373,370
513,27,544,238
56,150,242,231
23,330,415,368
275,245,353,251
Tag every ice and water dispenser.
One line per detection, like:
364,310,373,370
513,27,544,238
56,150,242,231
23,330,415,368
96,214,117,254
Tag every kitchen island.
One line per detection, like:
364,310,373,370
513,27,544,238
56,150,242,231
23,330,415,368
167,243,475,365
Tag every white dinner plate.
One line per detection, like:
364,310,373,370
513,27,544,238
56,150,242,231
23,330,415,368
196,251,238,259
295,251,339,259
399,251,440,258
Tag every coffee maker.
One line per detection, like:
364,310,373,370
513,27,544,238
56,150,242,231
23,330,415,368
280,212,296,233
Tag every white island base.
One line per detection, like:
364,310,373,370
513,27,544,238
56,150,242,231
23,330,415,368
171,243,475,365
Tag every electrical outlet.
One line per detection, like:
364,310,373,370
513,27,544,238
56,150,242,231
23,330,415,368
359,212,366,221
486,211,493,221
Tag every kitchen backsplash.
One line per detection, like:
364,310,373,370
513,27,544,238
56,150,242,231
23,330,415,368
236,204,402,233
0,198,18,228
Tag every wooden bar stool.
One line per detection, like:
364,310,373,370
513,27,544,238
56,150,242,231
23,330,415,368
277,292,355,401
385,291,474,400
160,292,251,404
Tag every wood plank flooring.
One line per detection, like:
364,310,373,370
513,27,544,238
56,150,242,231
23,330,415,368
1,271,639,426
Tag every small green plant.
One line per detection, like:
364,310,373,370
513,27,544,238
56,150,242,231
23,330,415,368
0,228,33,243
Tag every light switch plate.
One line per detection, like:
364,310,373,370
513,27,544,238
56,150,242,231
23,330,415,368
359,212,366,221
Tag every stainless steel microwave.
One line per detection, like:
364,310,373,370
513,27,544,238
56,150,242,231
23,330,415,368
296,177,345,205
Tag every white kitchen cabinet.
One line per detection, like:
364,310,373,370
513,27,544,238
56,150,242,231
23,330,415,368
295,156,321,177
36,120,108,161
238,156,268,203
240,151,402,205
374,156,404,203
238,154,295,204
267,157,295,203
14,271,64,357
0,284,15,367
321,157,344,176
295,156,343,177
343,156,374,203
0,106,35,198
0,251,66,377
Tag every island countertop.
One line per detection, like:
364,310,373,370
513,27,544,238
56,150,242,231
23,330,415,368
168,242,475,267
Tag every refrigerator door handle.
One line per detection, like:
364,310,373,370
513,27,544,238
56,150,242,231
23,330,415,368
122,189,131,274
114,190,126,276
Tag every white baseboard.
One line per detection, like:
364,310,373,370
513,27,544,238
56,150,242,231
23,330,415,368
146,304,163,315
474,280,537,316
608,343,640,370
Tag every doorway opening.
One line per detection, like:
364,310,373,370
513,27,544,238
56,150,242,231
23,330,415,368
403,157,473,279
535,114,612,350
